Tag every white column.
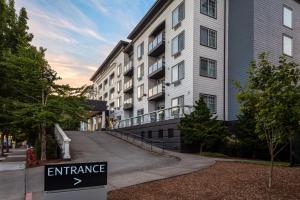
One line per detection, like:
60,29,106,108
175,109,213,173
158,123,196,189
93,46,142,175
63,139,71,160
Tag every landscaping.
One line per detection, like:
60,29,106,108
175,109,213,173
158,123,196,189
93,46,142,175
108,161,300,200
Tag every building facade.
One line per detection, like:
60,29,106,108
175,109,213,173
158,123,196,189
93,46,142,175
90,0,300,128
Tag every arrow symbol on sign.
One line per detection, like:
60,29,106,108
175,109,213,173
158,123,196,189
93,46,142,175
73,178,82,186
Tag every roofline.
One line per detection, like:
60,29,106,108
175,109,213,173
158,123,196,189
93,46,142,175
127,0,169,40
90,40,129,81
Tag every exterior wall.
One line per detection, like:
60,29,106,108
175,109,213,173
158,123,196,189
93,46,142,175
253,0,300,64
228,0,254,121
93,50,125,119
193,0,226,120
228,0,300,121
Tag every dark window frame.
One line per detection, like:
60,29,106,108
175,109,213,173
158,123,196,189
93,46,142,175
200,57,217,79
200,26,217,49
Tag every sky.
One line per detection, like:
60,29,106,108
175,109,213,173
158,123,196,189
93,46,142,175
14,0,155,87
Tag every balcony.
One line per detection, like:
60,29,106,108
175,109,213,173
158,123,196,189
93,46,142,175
124,60,134,76
124,79,133,93
148,57,165,79
148,83,165,101
123,98,133,110
148,32,165,57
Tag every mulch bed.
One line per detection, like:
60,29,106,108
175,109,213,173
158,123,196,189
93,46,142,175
108,161,300,200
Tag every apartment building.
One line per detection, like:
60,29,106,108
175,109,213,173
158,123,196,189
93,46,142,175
90,0,300,132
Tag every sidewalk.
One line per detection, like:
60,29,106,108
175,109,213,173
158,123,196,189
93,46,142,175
0,148,26,200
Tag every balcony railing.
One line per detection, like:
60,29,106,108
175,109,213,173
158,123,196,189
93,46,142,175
124,98,133,110
124,79,133,92
148,83,164,99
148,32,165,54
148,57,165,78
115,105,193,129
124,60,133,76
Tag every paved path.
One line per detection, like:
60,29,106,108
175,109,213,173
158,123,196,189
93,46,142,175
26,131,215,199
0,148,26,200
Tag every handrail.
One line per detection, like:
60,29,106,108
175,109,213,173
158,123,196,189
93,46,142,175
54,123,71,160
115,105,193,129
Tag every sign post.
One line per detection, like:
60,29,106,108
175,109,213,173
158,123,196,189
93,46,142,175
44,162,107,200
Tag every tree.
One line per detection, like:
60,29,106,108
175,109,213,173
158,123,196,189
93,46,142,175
178,98,228,154
237,53,300,188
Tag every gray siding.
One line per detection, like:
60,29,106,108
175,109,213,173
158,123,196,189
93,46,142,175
228,0,300,121
228,0,254,121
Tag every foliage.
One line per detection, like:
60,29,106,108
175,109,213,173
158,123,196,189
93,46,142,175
179,98,228,153
237,53,300,188
0,0,88,160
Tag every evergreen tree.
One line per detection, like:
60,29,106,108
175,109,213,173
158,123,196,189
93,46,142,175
178,98,228,154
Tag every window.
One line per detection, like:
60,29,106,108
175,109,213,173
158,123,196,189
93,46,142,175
137,84,144,100
283,6,293,29
283,35,293,57
172,31,185,56
104,93,108,100
98,84,102,93
117,81,122,93
158,130,164,138
137,109,144,124
200,0,217,18
172,61,185,83
168,129,174,138
172,1,185,28
200,57,217,78
200,26,217,49
200,94,217,114
137,63,144,80
104,79,108,90
137,42,144,59
171,96,184,116
109,88,115,100
116,97,122,108
117,64,122,77
109,73,115,86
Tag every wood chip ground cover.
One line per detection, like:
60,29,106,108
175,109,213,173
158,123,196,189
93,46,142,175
108,161,300,200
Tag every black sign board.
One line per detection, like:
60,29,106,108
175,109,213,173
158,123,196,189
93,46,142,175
44,162,107,191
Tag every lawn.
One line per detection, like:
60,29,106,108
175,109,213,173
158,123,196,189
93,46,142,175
108,161,300,200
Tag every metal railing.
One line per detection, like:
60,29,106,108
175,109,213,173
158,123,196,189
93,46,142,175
148,31,165,53
149,57,165,75
124,79,133,90
124,60,133,73
54,124,71,160
148,83,164,98
115,105,193,129
108,130,179,153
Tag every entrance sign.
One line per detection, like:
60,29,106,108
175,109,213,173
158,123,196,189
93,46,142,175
44,162,107,191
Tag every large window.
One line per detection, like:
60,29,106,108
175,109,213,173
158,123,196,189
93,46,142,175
172,31,185,56
172,61,185,83
172,1,185,28
200,57,217,78
200,94,217,114
171,96,184,116
109,88,115,100
117,80,122,93
200,0,217,18
283,6,293,29
109,73,115,86
137,84,144,100
116,97,121,108
200,26,217,49
283,35,293,57
137,63,144,80
117,64,122,77
137,42,144,59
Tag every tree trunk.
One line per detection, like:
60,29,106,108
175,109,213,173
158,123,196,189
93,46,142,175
200,143,204,155
268,154,274,188
40,123,47,161
1,133,4,157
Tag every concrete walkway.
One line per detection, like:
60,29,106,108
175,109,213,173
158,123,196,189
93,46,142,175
0,148,26,200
